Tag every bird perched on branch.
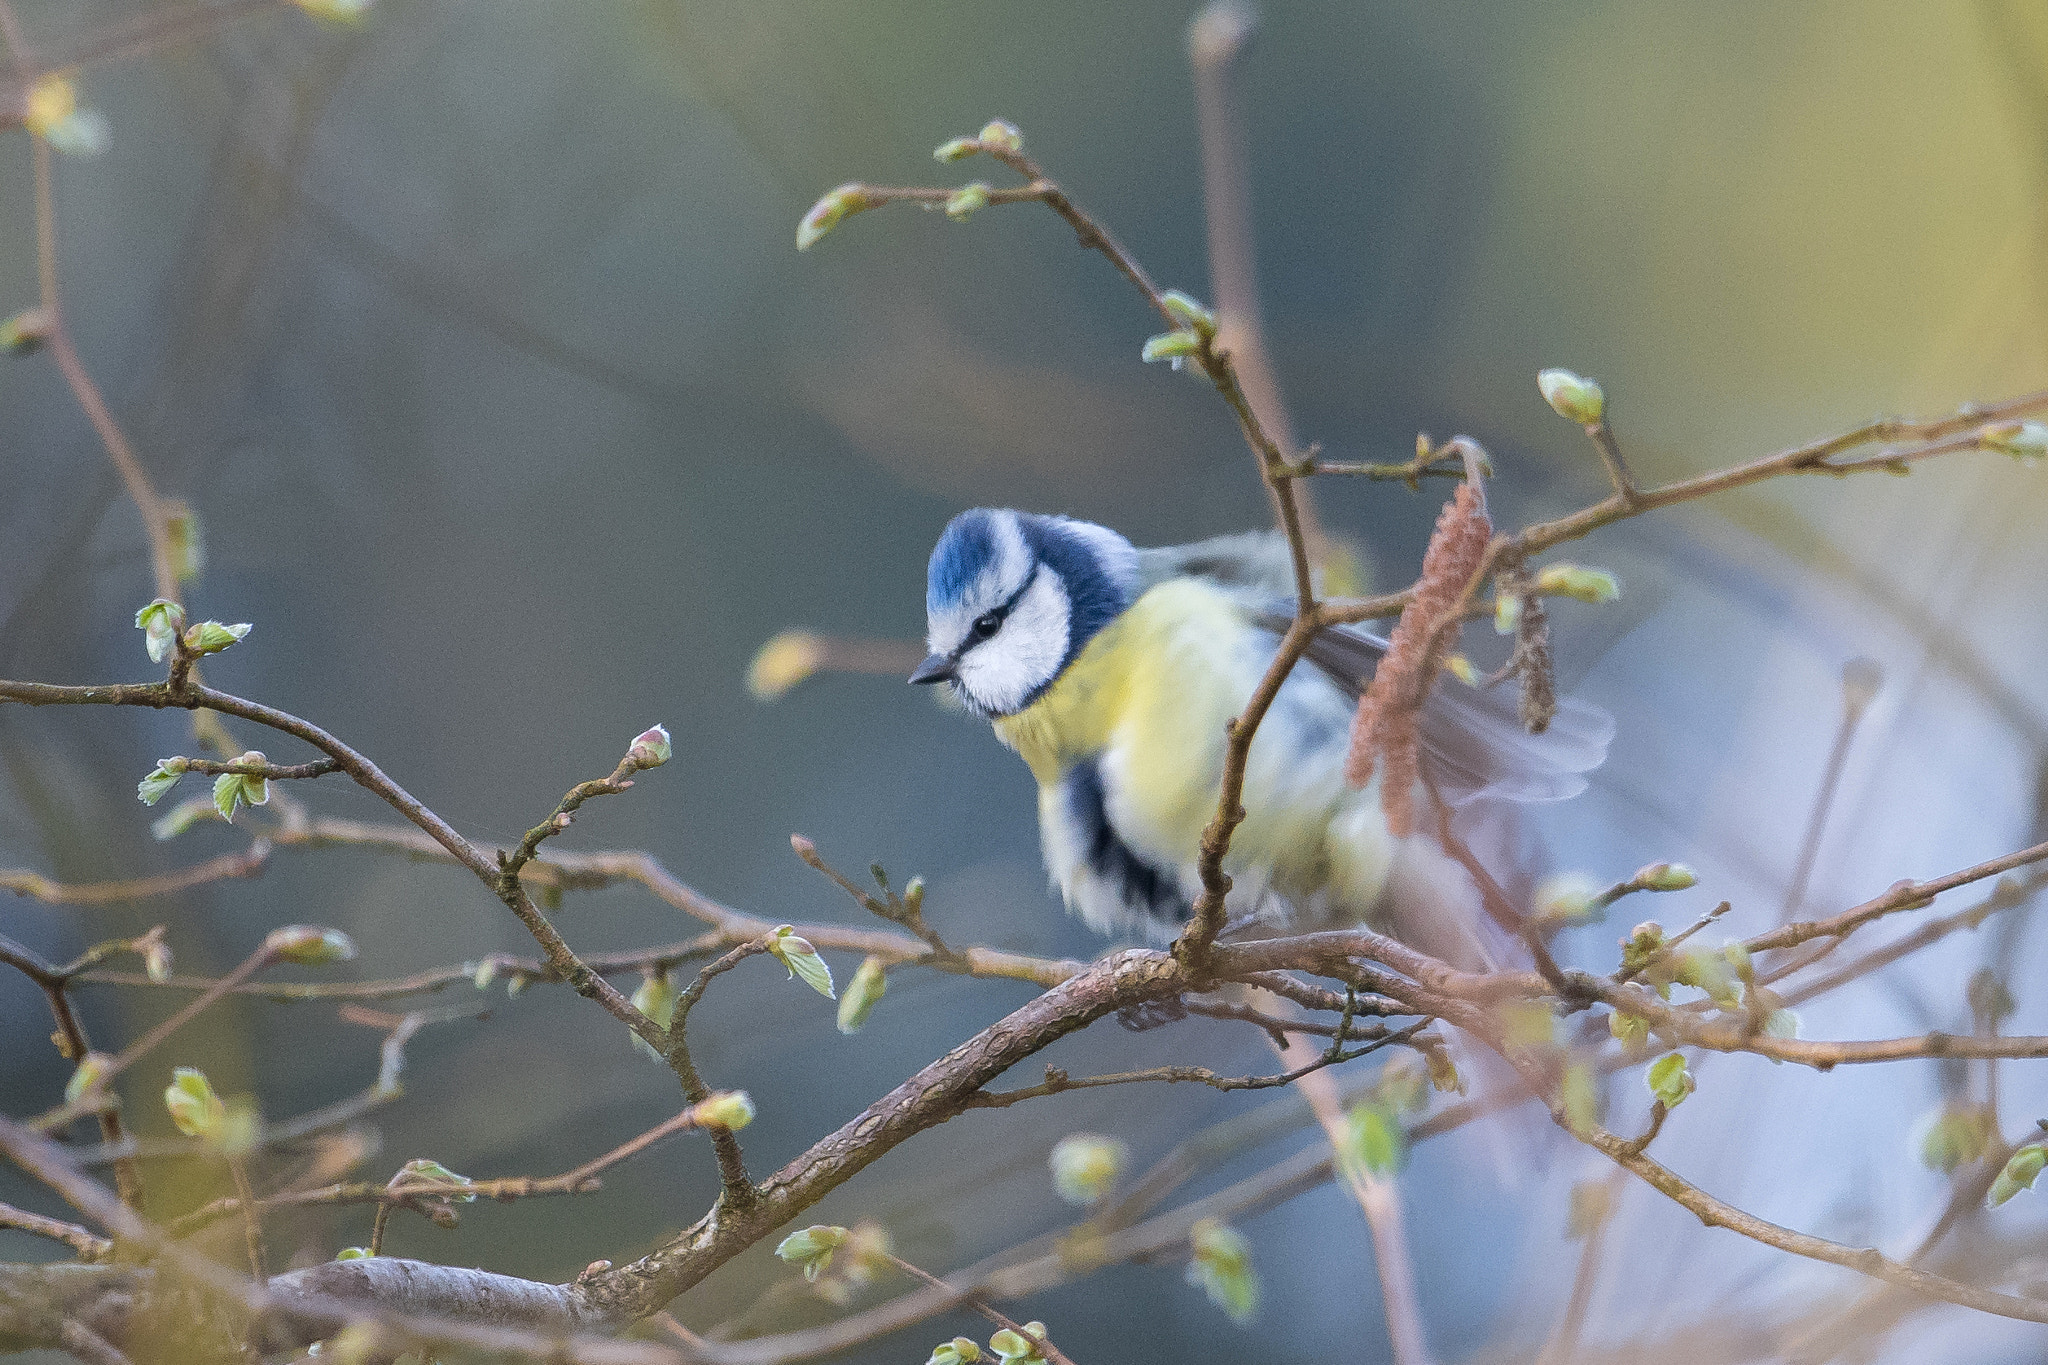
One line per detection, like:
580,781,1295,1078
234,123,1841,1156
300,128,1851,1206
911,508,1611,953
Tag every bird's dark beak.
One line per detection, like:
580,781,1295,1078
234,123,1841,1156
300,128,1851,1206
908,653,956,686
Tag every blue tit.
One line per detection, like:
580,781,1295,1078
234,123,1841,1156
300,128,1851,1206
910,507,1612,951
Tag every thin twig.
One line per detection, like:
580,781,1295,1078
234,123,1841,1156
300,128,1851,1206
0,1200,113,1261
965,1027,1413,1110
1273,1022,1433,1365
880,1253,1077,1365
0,675,663,1046
1534,1169,1627,1365
1778,660,1883,925
0,935,142,1204
662,941,771,1210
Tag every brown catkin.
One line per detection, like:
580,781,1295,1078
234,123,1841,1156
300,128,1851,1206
1514,590,1556,734
1344,481,1492,835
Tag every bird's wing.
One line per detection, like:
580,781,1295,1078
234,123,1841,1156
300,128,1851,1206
1136,531,1300,598
1252,610,1614,807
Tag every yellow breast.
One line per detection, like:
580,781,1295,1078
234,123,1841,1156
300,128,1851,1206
991,580,1249,790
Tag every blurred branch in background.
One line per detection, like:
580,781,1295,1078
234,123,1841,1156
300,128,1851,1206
1190,6,1427,1359
2,3,2048,1365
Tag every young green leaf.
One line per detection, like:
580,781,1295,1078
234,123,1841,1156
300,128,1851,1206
1989,1144,2048,1207
1186,1217,1260,1325
629,972,679,1062
135,599,185,664
1536,368,1605,425
1049,1132,1127,1206
836,955,888,1034
775,1225,849,1281
1646,1052,1695,1109
1339,1102,1406,1178
137,758,188,806
164,1067,225,1139
769,925,836,999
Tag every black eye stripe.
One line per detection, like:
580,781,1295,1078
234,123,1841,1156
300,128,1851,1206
957,569,1041,654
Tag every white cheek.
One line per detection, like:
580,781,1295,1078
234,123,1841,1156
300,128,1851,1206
956,570,1070,715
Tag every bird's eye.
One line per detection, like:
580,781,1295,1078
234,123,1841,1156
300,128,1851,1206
971,611,1003,639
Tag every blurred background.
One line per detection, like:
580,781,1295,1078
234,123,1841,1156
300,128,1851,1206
3,0,2048,1361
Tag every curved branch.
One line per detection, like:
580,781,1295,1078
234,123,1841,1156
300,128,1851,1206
569,948,1190,1324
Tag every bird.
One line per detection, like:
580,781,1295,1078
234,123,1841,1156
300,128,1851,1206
910,507,1612,953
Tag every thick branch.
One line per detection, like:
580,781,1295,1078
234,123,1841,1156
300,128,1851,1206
570,948,1188,1323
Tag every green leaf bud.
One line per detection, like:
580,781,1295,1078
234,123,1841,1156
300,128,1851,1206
811,1221,893,1305
988,1324,1048,1364
183,620,251,655
211,753,271,820
1424,1045,1465,1095
747,630,829,700
1339,1101,1406,1178
689,1090,756,1131
1534,562,1621,604
1186,1217,1260,1324
1619,921,1666,979
796,184,869,250
1761,1007,1800,1040
836,955,888,1034
1608,1009,1648,1047
164,1067,225,1139
65,1052,114,1105
24,75,108,156
140,931,173,984
944,181,992,221
769,925,836,999
902,875,925,917
334,1247,372,1260
925,1339,981,1365
1918,1103,1996,1174
627,724,672,770
1635,862,1697,892
630,972,678,1061
472,959,498,990
775,1224,850,1281
1674,946,1742,1009
1983,420,2048,464
1646,1052,1695,1109
1140,329,1203,365
137,757,189,806
976,119,1023,152
1534,871,1603,927
135,599,185,663
1159,289,1217,337
1537,367,1605,425
933,137,980,162
1049,1132,1128,1206
1989,1143,2048,1206
0,306,51,355
265,924,358,965
1493,590,1522,635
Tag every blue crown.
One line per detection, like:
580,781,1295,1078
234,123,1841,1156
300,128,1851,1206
927,509,1138,673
